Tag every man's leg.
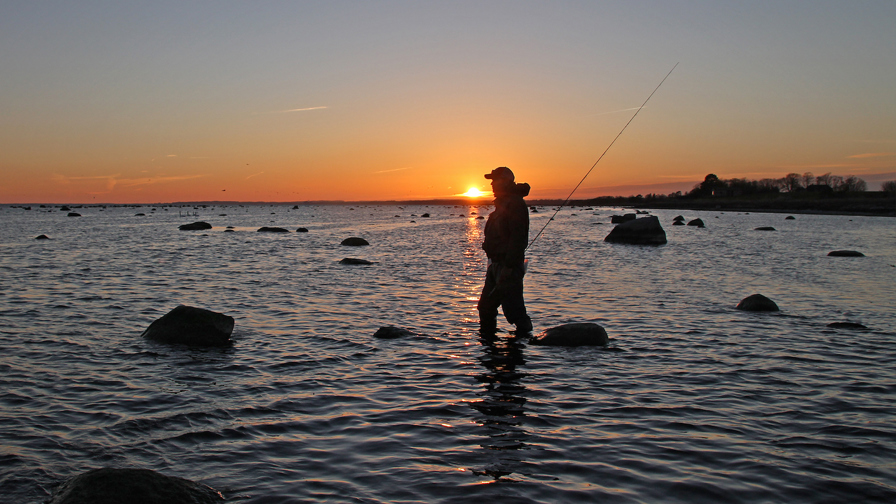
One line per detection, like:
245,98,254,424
500,264,532,333
477,263,500,334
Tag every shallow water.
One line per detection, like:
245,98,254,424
1,204,895,503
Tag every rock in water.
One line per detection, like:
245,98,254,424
374,326,415,339
35,234,50,240
296,227,309,233
687,218,705,228
178,221,212,231
47,468,223,504
827,322,868,330
754,226,776,231
340,258,373,265
736,294,779,312
828,250,864,257
604,216,667,245
67,212,82,217
257,226,289,233
530,323,609,346
341,237,369,246
141,305,234,346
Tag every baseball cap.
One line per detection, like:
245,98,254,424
484,167,514,181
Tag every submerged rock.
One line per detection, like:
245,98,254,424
141,305,234,347
604,216,667,245
687,218,705,228
67,212,82,217
530,322,609,346
785,215,795,220
47,468,223,504
35,234,50,240
341,237,369,246
827,322,868,330
257,226,289,233
828,250,864,257
178,221,212,231
296,227,309,233
755,226,776,231
736,294,779,312
340,258,373,265
374,326,415,339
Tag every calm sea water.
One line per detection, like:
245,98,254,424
1,203,894,503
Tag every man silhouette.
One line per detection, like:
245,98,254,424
478,167,533,335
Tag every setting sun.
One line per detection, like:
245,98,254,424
462,187,487,198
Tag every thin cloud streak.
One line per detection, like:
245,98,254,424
281,106,328,113
847,152,896,159
52,173,207,192
374,167,415,174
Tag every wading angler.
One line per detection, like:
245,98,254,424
478,167,533,335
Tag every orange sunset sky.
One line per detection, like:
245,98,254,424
1,2,894,204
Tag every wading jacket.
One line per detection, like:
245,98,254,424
482,182,530,265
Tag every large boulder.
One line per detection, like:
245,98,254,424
610,213,637,224
736,294,779,312
530,323,609,346
341,237,369,246
141,305,234,347
604,216,667,245
178,222,212,231
47,468,223,504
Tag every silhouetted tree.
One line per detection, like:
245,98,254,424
815,172,833,187
782,173,802,192
841,175,867,192
801,172,814,188
830,175,845,190
882,180,896,195
758,178,781,192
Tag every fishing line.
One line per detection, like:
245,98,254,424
526,62,678,251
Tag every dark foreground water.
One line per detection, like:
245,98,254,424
1,204,894,503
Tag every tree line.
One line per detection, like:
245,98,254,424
685,172,872,199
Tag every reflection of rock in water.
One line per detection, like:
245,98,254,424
470,335,530,481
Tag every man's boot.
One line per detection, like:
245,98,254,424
515,316,533,334
479,317,497,336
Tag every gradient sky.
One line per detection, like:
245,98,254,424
2,1,894,203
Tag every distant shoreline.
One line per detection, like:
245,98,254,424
4,193,894,217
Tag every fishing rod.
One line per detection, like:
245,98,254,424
526,62,678,251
